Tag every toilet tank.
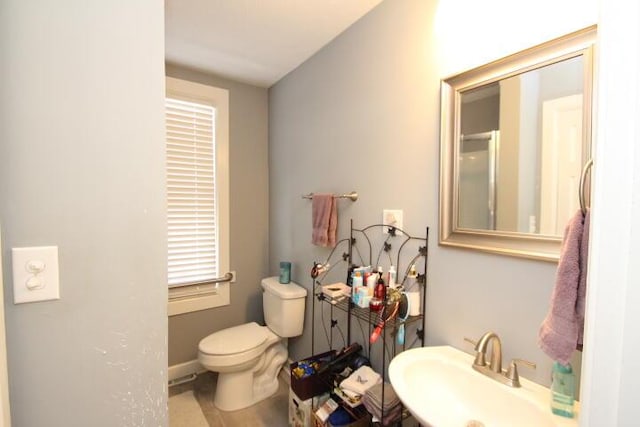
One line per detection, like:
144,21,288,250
261,277,307,337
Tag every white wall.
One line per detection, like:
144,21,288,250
0,1,167,425
0,232,9,427
269,0,596,387
580,0,640,424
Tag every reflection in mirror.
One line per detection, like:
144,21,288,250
458,56,584,236
439,26,596,261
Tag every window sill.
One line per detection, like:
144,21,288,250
167,284,230,316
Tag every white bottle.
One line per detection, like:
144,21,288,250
406,264,417,290
406,264,421,316
388,266,397,288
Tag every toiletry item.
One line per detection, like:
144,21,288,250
351,287,359,305
352,286,368,305
388,265,397,288
315,398,339,423
366,272,377,289
405,264,417,289
550,362,575,418
322,282,350,299
374,272,386,301
352,272,363,287
369,297,383,312
396,293,409,345
358,295,372,309
279,261,291,284
354,265,372,277
407,291,421,316
405,264,421,314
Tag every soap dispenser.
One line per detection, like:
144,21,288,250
550,361,575,418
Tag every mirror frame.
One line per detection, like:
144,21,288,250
439,26,596,262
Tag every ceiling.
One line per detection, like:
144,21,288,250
164,0,383,88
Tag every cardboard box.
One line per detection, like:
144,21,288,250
289,389,329,427
321,282,350,299
312,407,371,427
290,350,335,401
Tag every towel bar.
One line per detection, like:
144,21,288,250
302,191,358,202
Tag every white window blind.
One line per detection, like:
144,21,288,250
166,97,218,288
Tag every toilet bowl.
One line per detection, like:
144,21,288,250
197,277,306,411
198,322,286,411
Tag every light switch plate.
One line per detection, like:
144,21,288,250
12,246,60,304
382,209,403,234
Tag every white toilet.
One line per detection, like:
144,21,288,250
198,276,307,411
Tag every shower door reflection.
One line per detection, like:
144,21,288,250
458,131,499,230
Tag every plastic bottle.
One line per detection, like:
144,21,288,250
374,269,386,300
352,271,363,287
406,264,417,290
351,272,363,305
388,266,397,288
550,362,575,418
279,261,291,284
406,264,421,316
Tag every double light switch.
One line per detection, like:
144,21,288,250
12,246,60,304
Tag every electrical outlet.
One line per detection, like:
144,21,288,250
382,209,403,234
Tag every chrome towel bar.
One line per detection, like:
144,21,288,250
302,191,358,202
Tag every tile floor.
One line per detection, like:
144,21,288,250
169,370,420,427
169,371,289,427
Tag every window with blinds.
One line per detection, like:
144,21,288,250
166,97,218,289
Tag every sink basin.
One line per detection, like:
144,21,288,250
388,346,578,427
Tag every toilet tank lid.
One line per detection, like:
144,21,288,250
199,322,269,355
261,277,307,299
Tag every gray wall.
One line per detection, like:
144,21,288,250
461,94,500,135
0,1,166,426
165,64,270,366
269,0,579,386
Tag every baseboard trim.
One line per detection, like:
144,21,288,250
168,359,206,383
170,358,290,385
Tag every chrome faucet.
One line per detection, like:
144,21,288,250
465,332,536,388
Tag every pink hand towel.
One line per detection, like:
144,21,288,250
576,209,590,347
311,194,337,247
538,209,590,365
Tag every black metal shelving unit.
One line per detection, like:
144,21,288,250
310,220,429,426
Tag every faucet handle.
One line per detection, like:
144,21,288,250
506,358,537,387
463,337,478,347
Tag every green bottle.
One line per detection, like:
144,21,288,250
551,362,575,418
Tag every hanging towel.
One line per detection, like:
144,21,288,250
538,209,590,365
311,193,337,247
576,209,590,347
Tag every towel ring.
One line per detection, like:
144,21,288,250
579,159,593,215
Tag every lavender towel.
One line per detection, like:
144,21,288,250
311,193,337,247
538,209,590,365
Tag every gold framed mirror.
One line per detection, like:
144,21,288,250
439,26,596,262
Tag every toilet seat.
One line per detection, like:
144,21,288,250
199,322,269,355
198,322,280,372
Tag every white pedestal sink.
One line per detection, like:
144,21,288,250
389,346,578,427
